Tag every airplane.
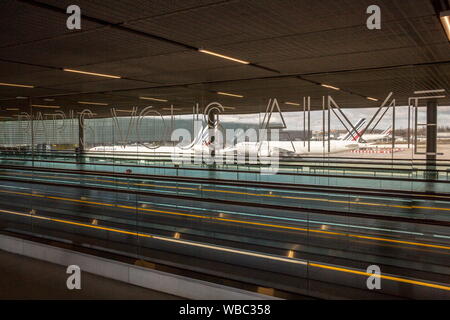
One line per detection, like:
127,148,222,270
359,126,392,143
224,136,362,157
87,117,390,158
87,123,218,157
337,119,392,143
225,118,368,156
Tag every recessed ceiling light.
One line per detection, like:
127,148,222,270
63,68,121,79
0,82,34,88
31,104,60,109
198,49,250,64
440,11,450,41
76,112,98,115
321,84,340,91
217,91,244,98
43,98,55,102
43,113,61,116
285,102,300,106
78,101,109,106
139,97,168,102
414,89,446,94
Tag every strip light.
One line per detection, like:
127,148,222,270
198,49,250,64
163,107,182,111
217,91,244,98
440,11,450,41
6,108,20,111
76,112,97,115
0,82,34,88
139,97,168,102
63,68,121,79
285,102,300,106
78,101,109,106
414,89,446,94
367,97,378,102
32,105,60,109
321,84,340,91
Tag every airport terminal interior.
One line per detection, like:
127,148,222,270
0,0,450,300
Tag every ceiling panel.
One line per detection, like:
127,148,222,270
0,26,184,68
0,0,448,117
40,0,227,24
0,0,102,48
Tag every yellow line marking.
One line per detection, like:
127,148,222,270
308,263,450,291
213,217,450,250
1,188,450,251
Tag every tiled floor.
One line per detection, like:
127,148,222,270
0,250,180,299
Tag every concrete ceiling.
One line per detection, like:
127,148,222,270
0,0,449,118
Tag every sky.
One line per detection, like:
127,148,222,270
218,106,450,131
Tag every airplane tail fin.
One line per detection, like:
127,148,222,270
179,123,209,150
381,126,392,136
193,120,220,148
200,125,211,146
342,118,366,141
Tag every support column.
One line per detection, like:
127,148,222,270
407,105,411,148
207,111,216,159
29,98,34,156
77,116,84,164
78,116,85,153
426,99,437,180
